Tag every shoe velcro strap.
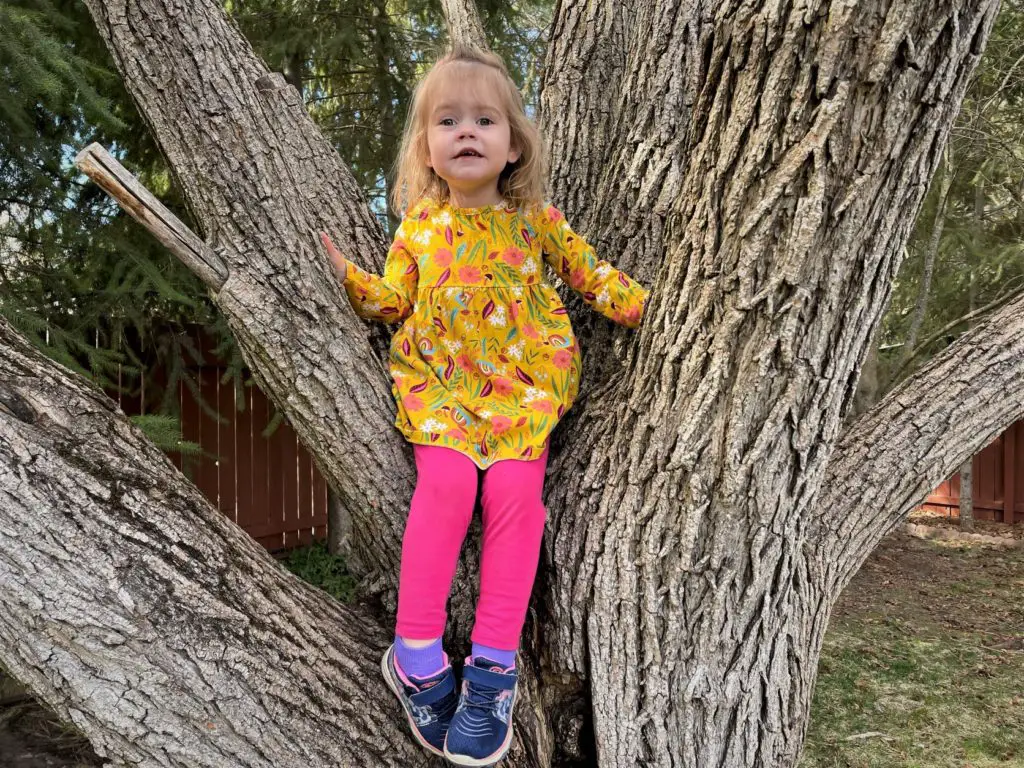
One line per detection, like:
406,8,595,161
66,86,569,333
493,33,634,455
409,669,456,706
463,664,517,691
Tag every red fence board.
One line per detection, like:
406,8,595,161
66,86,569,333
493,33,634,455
924,421,1021,524
115,348,329,551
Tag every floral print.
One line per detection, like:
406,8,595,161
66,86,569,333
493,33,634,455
342,199,649,468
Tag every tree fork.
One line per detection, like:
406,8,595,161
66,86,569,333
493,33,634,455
1,0,1015,767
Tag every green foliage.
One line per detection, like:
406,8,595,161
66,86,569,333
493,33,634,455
0,0,124,166
477,0,552,109
129,414,203,455
879,2,1024,390
0,0,240,434
281,539,357,602
228,0,417,222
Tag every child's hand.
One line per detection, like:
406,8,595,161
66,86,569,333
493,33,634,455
320,231,347,281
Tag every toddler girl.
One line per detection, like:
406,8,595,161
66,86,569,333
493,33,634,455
321,44,647,766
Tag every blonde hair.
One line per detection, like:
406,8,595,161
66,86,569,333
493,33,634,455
391,44,546,215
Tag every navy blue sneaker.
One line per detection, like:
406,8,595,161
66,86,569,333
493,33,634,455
444,656,518,766
380,644,458,757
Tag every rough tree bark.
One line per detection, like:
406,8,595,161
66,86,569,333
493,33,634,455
0,1,1014,767
0,320,421,767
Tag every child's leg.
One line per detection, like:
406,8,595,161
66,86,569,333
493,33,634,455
471,445,550,662
395,443,478,676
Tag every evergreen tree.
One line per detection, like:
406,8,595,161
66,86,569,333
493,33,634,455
1,0,553,452
1,0,229,450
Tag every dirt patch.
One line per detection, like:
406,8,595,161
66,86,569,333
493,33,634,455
909,507,1024,541
833,529,1024,643
903,522,1023,549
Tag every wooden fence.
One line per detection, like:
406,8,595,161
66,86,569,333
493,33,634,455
111,331,1020,547
922,421,1022,523
113,337,328,551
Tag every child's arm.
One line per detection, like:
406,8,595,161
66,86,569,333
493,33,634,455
537,205,649,328
321,223,419,323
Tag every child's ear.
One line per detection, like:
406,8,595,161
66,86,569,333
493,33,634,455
508,145,522,164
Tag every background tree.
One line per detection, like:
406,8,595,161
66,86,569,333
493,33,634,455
0,0,232,453
871,2,1024,529
1,2,1020,768
878,1,1024,391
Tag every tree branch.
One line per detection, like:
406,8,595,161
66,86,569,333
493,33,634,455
75,143,228,289
0,317,420,767
820,287,1024,592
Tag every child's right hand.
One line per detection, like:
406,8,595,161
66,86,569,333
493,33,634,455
320,231,347,282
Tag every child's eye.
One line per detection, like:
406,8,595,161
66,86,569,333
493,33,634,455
439,118,456,127
478,117,494,126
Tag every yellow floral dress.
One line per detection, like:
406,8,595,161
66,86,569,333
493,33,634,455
342,199,649,468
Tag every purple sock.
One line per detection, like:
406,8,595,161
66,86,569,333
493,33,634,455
471,642,516,669
395,636,445,680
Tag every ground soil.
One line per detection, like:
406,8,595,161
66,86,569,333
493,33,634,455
0,696,102,767
835,519,1024,649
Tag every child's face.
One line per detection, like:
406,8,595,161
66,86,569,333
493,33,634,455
425,75,520,203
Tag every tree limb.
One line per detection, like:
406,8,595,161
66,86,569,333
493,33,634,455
0,317,421,767
821,286,1024,592
75,143,228,289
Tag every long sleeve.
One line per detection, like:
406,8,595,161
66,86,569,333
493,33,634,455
342,218,419,323
537,204,649,328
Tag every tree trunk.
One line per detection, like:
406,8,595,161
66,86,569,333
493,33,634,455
900,147,954,369
960,457,976,531
959,179,986,533
537,2,1002,764
2,1,1011,767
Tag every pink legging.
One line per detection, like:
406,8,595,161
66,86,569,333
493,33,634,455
395,443,549,650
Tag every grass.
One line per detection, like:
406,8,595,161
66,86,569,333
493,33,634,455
801,535,1024,768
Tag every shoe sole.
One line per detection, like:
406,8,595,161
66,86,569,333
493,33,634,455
443,717,514,766
380,645,445,758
